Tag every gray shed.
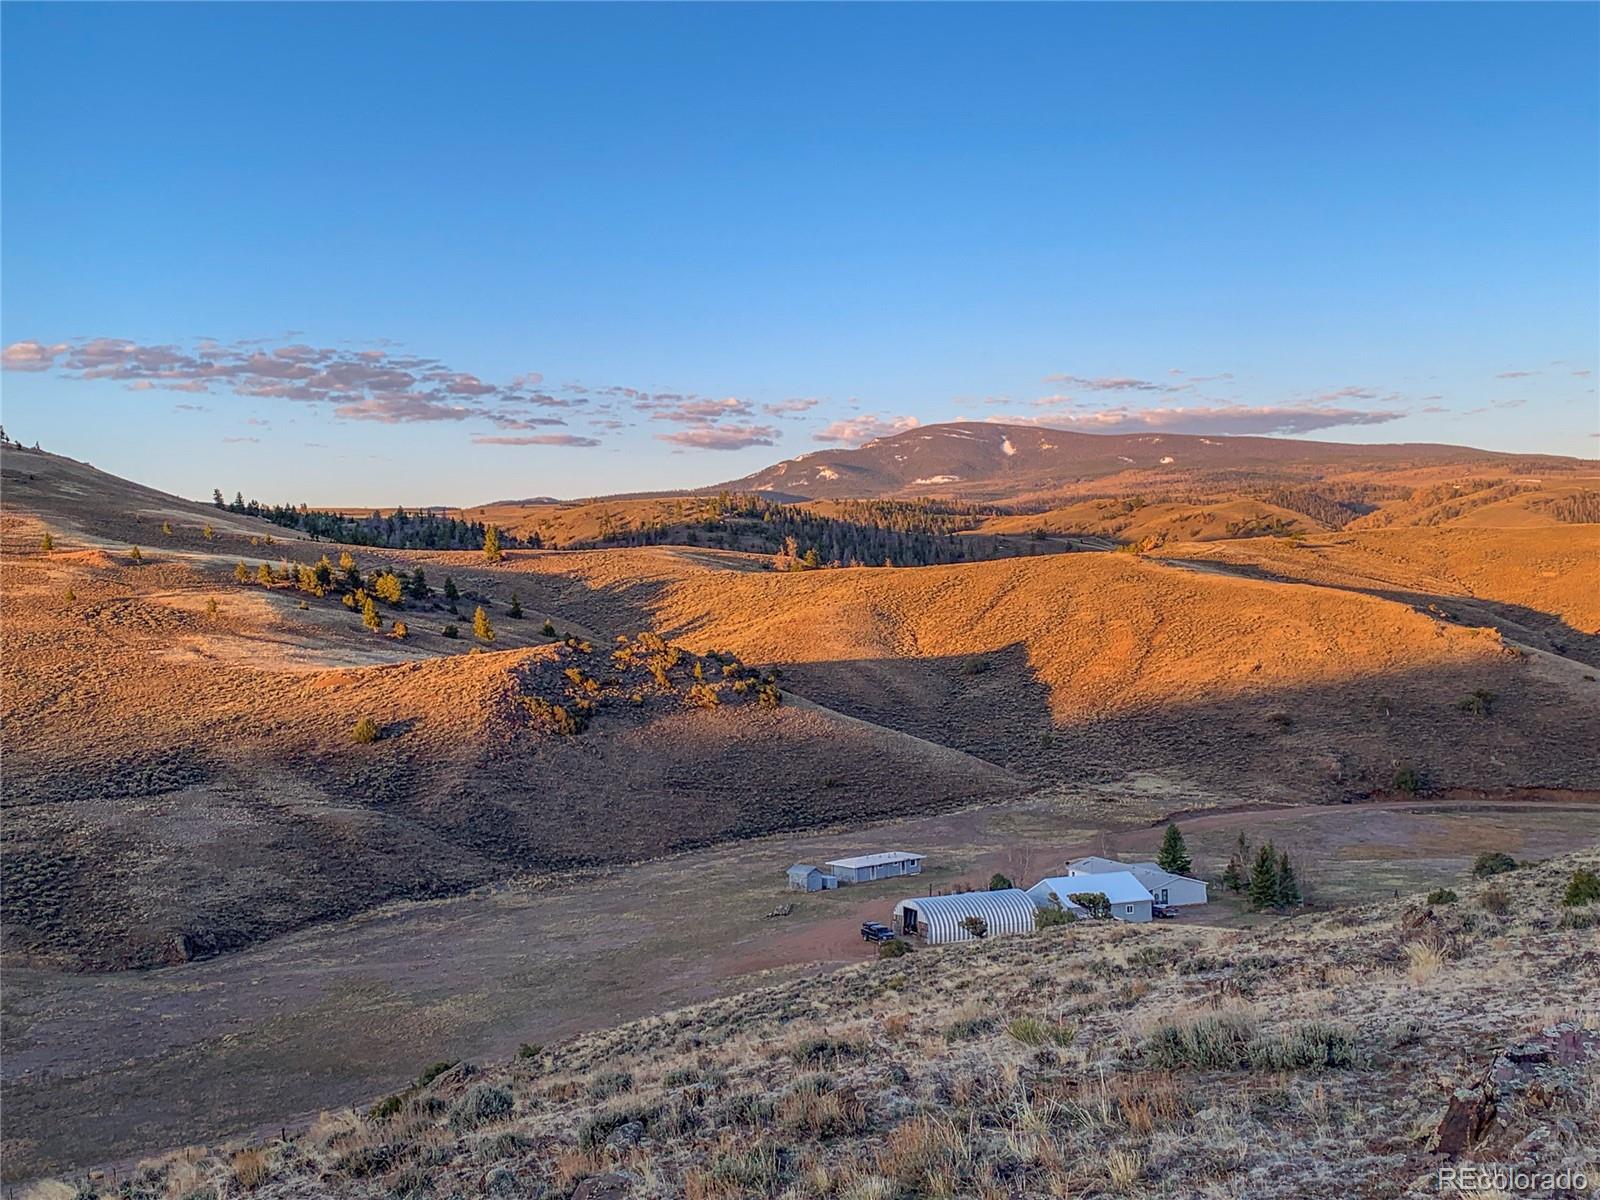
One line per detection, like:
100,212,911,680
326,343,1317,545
891,889,1037,944
787,865,836,892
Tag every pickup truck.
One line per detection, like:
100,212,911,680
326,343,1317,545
860,921,896,943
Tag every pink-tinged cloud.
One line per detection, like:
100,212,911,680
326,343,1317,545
221,436,260,444
472,433,601,447
483,414,568,429
0,334,575,428
644,396,755,425
1308,385,1399,403
656,423,780,450
813,414,920,445
998,403,1406,436
1042,374,1174,392
762,397,821,417
333,396,477,423
1,341,69,371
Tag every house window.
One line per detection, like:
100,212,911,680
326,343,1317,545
1125,905,1134,914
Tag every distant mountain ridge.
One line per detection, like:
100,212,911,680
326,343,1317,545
715,421,1579,502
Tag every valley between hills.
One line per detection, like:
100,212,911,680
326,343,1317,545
1,425,1597,1191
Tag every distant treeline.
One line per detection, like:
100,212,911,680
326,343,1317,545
568,493,1053,568
1537,490,1600,525
211,490,535,550
1247,483,1408,529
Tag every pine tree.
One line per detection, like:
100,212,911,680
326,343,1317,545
1156,823,1192,875
212,488,226,508
40,532,54,552
128,545,143,563
473,606,495,642
1248,842,1280,909
1220,831,1250,893
483,524,504,564
508,593,523,619
234,561,250,583
443,577,459,609
408,568,430,600
339,551,360,590
257,563,273,586
1275,851,1301,907
1219,856,1243,894
541,620,556,637
362,595,382,632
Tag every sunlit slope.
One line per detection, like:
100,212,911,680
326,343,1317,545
1151,526,1600,663
514,548,1600,801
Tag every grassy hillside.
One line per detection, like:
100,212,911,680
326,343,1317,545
1,450,1019,971
6,445,1598,977
501,546,1600,803
75,849,1600,1199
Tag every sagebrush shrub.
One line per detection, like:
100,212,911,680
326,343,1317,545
449,1084,513,1131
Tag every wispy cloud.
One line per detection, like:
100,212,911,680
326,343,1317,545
0,334,597,439
1,340,69,371
656,423,779,450
642,396,754,424
761,397,821,417
221,435,260,444
1043,374,1176,393
1001,403,1406,436
813,414,920,445
472,433,600,447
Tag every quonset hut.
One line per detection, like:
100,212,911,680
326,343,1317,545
891,889,1037,944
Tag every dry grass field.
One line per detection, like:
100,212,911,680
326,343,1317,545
31,848,1597,1199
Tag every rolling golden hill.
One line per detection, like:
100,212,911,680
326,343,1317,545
3,443,1597,972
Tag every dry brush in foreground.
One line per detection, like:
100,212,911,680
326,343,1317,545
56,852,1599,1200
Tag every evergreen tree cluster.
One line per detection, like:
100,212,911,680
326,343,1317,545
1537,489,1600,525
567,492,1059,568
1248,483,1405,529
211,489,532,552
1219,831,1302,910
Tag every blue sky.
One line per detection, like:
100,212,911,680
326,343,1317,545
3,2,1595,505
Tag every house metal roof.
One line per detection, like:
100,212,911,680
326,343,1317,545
1069,856,1202,888
825,851,926,869
1033,871,1153,905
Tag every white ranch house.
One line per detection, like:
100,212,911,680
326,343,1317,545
1028,870,1154,923
1066,855,1209,909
